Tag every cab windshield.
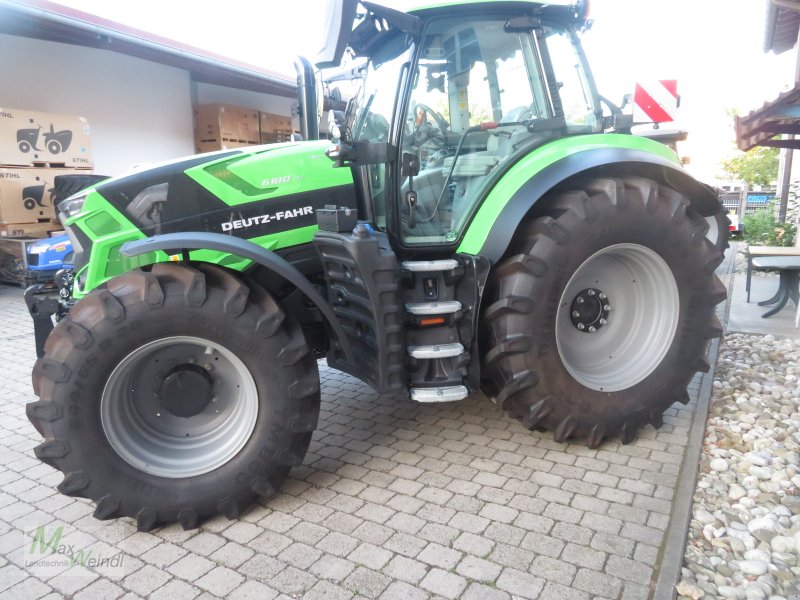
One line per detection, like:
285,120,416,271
398,16,600,244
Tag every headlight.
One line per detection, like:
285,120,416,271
58,191,89,219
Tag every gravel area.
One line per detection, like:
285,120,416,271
678,332,800,600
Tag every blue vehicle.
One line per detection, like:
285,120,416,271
26,234,72,283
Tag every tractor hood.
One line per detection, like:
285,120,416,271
85,141,356,239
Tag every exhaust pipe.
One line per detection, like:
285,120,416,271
294,56,319,141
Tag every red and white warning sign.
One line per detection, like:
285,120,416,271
633,80,679,124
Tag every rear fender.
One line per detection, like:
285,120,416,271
120,232,354,363
459,144,719,264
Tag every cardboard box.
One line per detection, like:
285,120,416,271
195,140,258,154
259,111,293,143
0,167,87,224
0,220,60,238
0,107,93,168
194,103,260,145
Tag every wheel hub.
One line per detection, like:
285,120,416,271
569,288,611,333
101,335,259,478
159,364,213,418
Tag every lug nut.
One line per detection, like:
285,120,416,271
588,326,596,333
577,323,585,330
577,297,584,304
604,305,611,311
599,292,607,300
572,311,580,318
588,289,596,296
599,318,607,325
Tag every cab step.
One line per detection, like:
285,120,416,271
405,301,462,315
407,343,464,359
410,385,469,403
401,259,459,272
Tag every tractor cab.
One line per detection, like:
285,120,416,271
316,0,599,251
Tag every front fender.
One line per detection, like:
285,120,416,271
458,135,718,264
120,232,354,363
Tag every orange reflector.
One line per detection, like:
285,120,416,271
420,317,446,326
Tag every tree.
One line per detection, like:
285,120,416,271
721,146,779,187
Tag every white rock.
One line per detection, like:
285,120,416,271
749,466,772,480
737,560,768,576
695,509,717,525
744,549,771,563
745,453,770,467
676,581,705,600
728,484,747,500
771,506,792,519
748,518,779,543
745,586,767,600
758,482,781,494
717,585,744,599
711,458,729,472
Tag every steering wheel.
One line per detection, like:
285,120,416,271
414,103,449,133
362,112,390,142
410,104,448,167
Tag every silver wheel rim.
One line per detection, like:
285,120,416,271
556,243,680,392
101,336,258,478
705,216,719,246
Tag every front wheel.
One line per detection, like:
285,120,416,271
481,177,725,448
28,263,320,530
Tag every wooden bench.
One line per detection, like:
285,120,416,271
750,255,800,319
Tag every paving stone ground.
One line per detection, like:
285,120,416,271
0,281,714,600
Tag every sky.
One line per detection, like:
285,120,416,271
52,0,798,184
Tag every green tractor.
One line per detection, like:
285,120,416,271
26,0,726,531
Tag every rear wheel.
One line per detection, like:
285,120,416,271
481,177,725,447
28,263,320,530
703,201,731,254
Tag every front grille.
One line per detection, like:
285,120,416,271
27,252,40,267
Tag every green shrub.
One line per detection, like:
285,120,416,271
743,203,796,247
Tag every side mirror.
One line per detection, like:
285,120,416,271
316,0,359,69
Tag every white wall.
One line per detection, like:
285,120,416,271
194,82,298,130
1,34,196,176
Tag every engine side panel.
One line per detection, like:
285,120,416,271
64,142,357,297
